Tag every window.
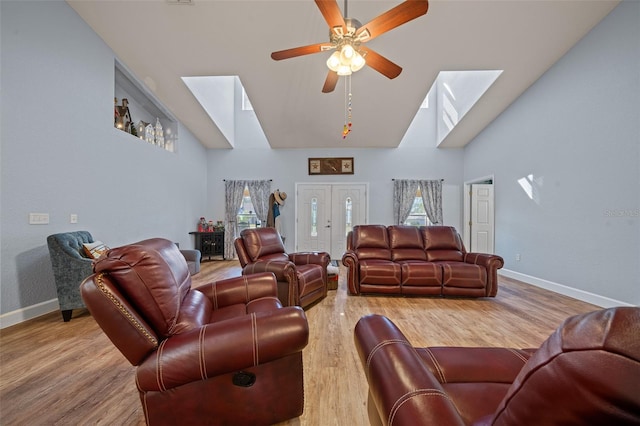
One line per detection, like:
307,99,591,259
237,186,260,232
310,198,318,237
404,188,432,227
345,197,353,236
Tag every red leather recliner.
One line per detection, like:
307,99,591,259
355,307,640,426
234,227,330,309
80,237,309,425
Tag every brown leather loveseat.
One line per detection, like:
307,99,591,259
81,237,309,425
342,225,504,297
355,307,640,426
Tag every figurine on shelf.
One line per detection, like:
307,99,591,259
144,123,154,144
208,220,214,231
155,118,164,148
114,98,133,133
198,217,206,232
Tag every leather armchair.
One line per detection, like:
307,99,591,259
80,237,309,425
355,307,640,426
46,231,95,321
234,227,330,309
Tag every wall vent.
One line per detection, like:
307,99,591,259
167,0,194,5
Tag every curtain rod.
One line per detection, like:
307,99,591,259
222,179,272,181
392,179,444,182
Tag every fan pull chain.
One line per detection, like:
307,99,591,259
343,75,352,139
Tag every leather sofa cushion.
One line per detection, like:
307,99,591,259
423,226,465,262
442,263,487,289
389,225,427,261
295,264,325,296
417,347,534,425
398,261,442,286
93,238,192,338
353,225,390,249
359,259,401,285
353,224,392,260
240,228,286,262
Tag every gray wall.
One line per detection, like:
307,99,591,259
1,1,208,319
463,1,639,305
205,80,465,251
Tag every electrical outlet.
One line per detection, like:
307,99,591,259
29,213,49,225
70,214,78,224
515,253,521,261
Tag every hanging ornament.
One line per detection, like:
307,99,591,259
342,75,353,139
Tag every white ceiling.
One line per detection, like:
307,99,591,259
67,0,619,150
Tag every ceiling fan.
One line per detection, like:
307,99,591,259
271,0,429,93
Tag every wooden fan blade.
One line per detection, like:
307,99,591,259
315,0,346,34
356,0,429,42
360,47,402,79
322,71,339,93
271,43,334,61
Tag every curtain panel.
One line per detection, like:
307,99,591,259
393,180,420,225
420,180,443,225
246,180,272,225
224,180,247,259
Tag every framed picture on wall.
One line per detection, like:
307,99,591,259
308,157,354,175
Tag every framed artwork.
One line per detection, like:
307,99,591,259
308,157,354,175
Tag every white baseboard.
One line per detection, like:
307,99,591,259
0,299,59,329
499,269,634,308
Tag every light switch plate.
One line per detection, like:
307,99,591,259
29,213,49,225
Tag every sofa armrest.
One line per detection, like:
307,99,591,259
341,251,360,295
136,306,309,392
195,272,279,308
464,253,504,297
289,251,330,268
242,260,296,282
354,314,465,426
464,252,504,270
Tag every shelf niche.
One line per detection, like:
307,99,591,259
114,59,178,152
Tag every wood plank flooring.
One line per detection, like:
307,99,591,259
0,261,600,425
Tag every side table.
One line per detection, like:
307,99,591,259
189,231,225,261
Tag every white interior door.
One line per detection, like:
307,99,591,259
470,183,495,253
296,183,367,259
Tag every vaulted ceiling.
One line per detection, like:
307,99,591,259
67,0,618,149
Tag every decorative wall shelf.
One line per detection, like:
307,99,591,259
114,59,178,152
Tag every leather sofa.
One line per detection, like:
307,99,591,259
235,227,330,308
81,237,309,425
355,307,640,426
342,225,503,297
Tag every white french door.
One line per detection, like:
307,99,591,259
296,183,367,260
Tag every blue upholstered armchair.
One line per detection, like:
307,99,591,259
46,231,95,322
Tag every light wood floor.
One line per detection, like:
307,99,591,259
0,261,600,425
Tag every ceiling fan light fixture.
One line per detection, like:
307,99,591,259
350,51,366,72
326,51,342,72
337,65,352,76
341,44,355,60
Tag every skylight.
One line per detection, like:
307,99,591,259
421,70,503,145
